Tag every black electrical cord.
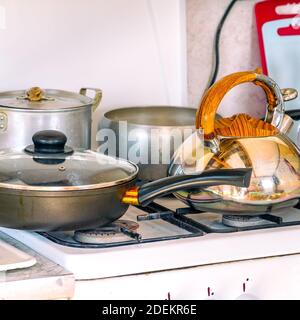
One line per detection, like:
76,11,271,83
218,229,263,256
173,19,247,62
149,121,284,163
206,0,239,89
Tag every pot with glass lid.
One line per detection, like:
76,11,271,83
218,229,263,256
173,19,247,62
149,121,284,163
0,86,102,149
168,70,300,215
0,130,251,231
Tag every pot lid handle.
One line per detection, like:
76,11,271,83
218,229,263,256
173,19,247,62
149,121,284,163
26,87,45,101
25,130,73,155
17,87,55,102
281,88,298,102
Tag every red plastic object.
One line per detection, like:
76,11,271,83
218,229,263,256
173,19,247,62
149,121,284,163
278,25,300,36
255,0,300,74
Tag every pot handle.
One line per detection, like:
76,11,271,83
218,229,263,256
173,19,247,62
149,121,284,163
79,88,102,112
122,168,252,207
195,70,284,140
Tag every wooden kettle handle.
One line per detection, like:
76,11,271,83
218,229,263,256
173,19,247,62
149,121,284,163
195,70,278,139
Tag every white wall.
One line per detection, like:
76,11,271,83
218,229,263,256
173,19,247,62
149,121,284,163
0,0,187,143
187,0,265,119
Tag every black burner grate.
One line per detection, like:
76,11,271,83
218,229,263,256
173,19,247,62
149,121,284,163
136,203,300,233
38,201,300,248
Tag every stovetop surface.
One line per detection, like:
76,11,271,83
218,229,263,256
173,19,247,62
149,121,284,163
39,197,300,249
3,197,300,280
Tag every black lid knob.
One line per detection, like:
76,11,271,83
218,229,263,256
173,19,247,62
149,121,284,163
32,130,67,154
25,130,73,155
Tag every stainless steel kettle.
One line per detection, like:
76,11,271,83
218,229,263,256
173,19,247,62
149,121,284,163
168,70,300,215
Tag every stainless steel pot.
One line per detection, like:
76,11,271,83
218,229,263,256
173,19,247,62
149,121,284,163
0,87,102,149
0,130,251,231
98,106,197,181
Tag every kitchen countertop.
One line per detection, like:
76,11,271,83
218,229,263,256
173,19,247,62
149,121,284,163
0,231,75,300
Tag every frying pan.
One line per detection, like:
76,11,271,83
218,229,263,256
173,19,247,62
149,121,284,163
0,130,251,231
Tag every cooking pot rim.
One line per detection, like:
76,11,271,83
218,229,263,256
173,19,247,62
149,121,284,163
103,106,197,128
0,89,94,110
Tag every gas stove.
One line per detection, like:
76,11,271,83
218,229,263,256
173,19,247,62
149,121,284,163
3,197,300,299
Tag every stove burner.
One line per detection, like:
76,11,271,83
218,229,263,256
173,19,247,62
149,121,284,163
222,215,267,228
74,220,140,244
34,201,300,249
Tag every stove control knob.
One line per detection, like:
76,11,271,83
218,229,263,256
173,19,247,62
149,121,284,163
236,294,259,300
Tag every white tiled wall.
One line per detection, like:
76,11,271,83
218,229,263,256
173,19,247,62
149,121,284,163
187,0,266,119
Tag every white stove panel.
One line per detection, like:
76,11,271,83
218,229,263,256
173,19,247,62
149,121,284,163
3,221,300,280
73,253,300,300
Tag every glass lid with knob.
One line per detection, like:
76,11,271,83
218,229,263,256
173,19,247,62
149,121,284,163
0,130,138,191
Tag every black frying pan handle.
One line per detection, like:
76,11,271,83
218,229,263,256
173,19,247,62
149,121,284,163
137,168,252,207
